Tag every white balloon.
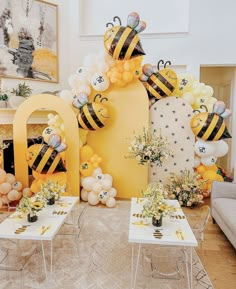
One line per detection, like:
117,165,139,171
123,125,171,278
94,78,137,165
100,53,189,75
100,179,112,190
68,74,81,89
92,182,102,193
103,174,113,182
98,190,109,202
182,92,195,105
194,140,216,157
81,177,96,191
108,187,117,198
81,188,89,202
201,155,217,166
92,167,102,177
215,140,229,157
87,192,99,206
194,155,201,168
77,84,91,95
106,197,116,208
91,73,110,91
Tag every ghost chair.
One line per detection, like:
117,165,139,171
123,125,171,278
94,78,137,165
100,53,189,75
54,202,89,254
0,239,43,289
185,205,211,248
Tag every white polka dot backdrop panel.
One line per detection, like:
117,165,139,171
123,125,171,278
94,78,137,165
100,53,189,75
149,96,195,184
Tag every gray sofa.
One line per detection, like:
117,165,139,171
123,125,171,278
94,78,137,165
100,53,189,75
211,181,236,249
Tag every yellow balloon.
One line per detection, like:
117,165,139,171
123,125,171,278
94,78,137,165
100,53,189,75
80,161,94,177
216,174,224,182
32,170,46,180
203,171,218,181
79,128,89,146
80,145,94,162
205,164,218,172
45,172,67,185
196,165,206,175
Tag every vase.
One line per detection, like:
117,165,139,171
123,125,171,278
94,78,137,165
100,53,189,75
27,214,38,223
152,216,163,227
8,96,25,108
47,196,55,205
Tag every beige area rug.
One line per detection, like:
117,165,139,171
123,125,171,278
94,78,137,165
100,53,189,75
0,201,214,289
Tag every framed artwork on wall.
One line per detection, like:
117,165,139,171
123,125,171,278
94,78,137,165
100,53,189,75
0,0,58,82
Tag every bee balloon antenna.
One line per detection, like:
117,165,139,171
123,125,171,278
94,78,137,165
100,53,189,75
164,60,171,68
200,104,208,112
157,60,165,70
113,16,122,25
193,109,201,114
106,22,114,28
94,94,108,103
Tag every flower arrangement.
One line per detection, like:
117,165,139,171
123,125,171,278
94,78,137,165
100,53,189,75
39,180,66,201
16,194,46,217
126,127,173,166
165,169,204,207
142,182,175,220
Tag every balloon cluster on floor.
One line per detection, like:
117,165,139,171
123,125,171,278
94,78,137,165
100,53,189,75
0,168,32,208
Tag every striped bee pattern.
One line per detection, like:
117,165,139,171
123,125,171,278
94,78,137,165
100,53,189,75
190,112,231,141
103,12,146,60
140,60,177,100
26,134,67,174
73,93,109,131
191,103,232,141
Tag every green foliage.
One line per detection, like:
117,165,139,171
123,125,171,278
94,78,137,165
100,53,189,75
11,82,32,98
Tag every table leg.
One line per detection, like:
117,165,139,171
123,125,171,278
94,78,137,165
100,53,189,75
190,247,193,289
50,240,53,279
132,243,141,289
41,241,48,280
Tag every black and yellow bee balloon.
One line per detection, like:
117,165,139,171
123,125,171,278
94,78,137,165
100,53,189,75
26,134,67,174
139,60,177,101
190,103,232,141
73,93,109,131
103,12,146,60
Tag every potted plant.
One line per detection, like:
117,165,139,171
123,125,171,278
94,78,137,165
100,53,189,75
39,180,66,205
141,182,176,227
9,82,33,108
16,194,46,222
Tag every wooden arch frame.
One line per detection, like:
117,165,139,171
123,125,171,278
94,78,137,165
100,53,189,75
13,94,80,196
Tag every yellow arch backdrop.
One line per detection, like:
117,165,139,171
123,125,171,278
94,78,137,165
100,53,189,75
87,80,149,198
13,94,80,196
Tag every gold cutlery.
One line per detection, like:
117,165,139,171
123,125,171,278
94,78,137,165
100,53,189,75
40,225,51,235
52,210,67,215
176,229,184,240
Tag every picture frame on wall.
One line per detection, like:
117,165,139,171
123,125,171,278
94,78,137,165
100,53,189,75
0,0,58,82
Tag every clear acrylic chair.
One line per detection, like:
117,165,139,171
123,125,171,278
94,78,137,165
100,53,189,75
0,239,42,289
185,205,210,245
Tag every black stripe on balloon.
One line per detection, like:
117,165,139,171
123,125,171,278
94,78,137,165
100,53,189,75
156,72,174,91
119,29,135,59
55,159,67,172
131,40,145,58
87,103,104,128
147,77,166,97
32,145,49,171
41,150,58,174
80,106,94,130
207,115,224,141
197,113,214,138
109,26,126,57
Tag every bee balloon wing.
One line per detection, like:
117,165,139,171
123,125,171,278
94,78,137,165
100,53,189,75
213,100,226,115
48,134,61,149
133,21,146,34
55,143,67,153
220,108,232,119
72,92,88,109
127,12,140,29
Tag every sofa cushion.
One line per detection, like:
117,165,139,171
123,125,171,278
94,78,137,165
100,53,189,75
212,198,236,236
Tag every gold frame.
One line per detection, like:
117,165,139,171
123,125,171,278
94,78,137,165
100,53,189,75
0,0,58,83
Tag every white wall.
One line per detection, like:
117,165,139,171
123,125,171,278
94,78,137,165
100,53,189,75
2,0,236,92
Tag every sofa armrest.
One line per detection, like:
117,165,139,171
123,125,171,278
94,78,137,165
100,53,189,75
211,181,236,200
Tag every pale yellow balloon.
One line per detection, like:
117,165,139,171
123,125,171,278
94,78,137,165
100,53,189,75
182,92,195,105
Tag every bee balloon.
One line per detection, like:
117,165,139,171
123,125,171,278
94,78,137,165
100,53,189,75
103,12,146,60
73,93,109,131
26,134,67,174
190,101,232,141
139,60,177,100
